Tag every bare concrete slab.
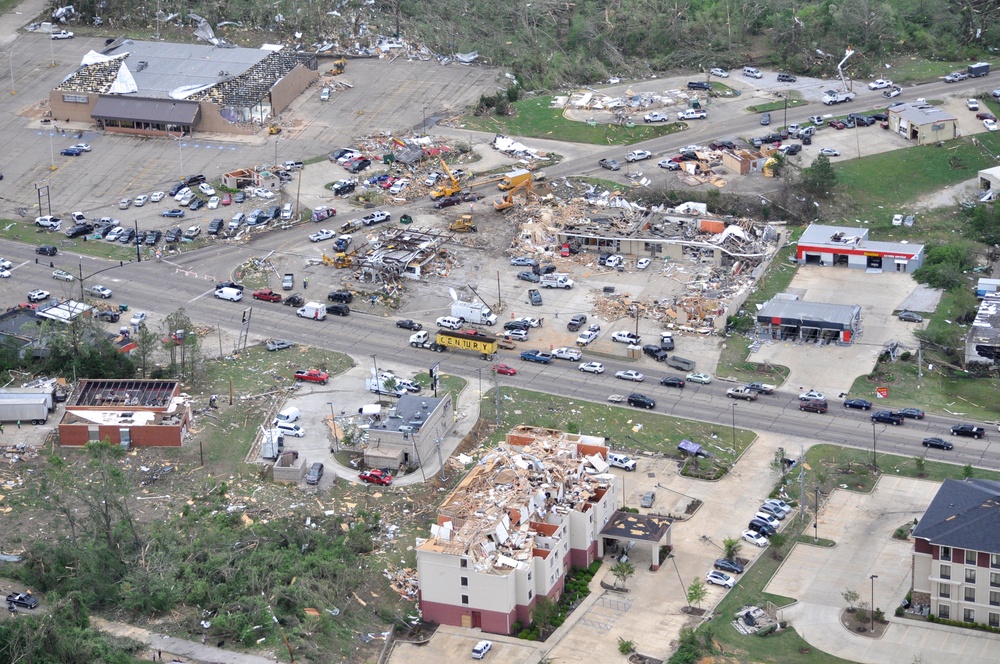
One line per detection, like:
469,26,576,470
750,266,928,397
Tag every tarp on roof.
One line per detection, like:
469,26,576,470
81,49,121,66
109,62,138,94
92,95,200,125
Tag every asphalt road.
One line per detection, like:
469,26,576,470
4,66,998,469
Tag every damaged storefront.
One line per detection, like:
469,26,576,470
756,297,862,344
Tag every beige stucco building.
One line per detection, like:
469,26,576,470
887,102,958,145
911,479,1000,627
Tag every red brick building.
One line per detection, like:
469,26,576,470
59,379,191,447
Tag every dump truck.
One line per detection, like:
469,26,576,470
498,168,532,191
0,396,49,424
410,330,498,358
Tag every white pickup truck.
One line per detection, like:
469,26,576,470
643,112,670,123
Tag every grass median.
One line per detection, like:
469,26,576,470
477,387,756,465
460,96,685,145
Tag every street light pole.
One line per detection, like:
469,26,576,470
871,422,878,473
814,487,819,542
134,219,141,263
8,51,14,95
731,402,736,451
870,574,878,632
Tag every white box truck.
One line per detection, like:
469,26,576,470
296,302,327,320
450,299,497,325
0,396,49,424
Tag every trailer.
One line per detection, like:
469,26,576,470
409,330,498,358
0,388,56,411
969,62,990,78
0,397,49,424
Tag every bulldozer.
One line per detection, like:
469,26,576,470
494,178,533,211
449,214,477,232
430,156,462,200
327,58,346,76
268,126,282,135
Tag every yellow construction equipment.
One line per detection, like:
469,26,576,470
321,251,355,268
449,214,477,232
328,58,346,76
494,178,533,211
430,157,462,200
268,126,282,135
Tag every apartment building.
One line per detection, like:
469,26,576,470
912,478,1000,626
415,426,623,634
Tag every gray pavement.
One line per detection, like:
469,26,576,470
750,266,931,398
90,617,279,664
770,476,1000,664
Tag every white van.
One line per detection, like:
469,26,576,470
743,66,763,79
215,287,243,302
608,452,637,471
229,212,245,230
273,406,300,424
275,422,306,437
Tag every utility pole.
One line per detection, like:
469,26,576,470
814,487,819,542
798,444,806,522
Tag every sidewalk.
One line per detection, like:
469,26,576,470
91,617,278,664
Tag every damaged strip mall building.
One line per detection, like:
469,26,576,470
416,427,670,634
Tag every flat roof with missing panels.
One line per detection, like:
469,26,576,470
797,224,869,248
600,511,672,543
757,298,862,330
69,379,179,409
889,101,958,125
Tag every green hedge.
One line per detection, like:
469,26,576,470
928,613,1000,633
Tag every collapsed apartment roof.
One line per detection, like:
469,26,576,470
417,427,612,574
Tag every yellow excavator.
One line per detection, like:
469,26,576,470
430,157,462,200
494,178,533,211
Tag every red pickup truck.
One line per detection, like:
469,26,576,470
294,369,329,385
253,289,282,302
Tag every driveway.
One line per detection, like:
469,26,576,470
769,476,1000,664
750,266,938,397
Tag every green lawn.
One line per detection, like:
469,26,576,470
460,96,685,145
846,286,1000,420
746,99,809,114
172,343,354,471
478,387,756,465
887,59,971,84
835,132,1000,220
